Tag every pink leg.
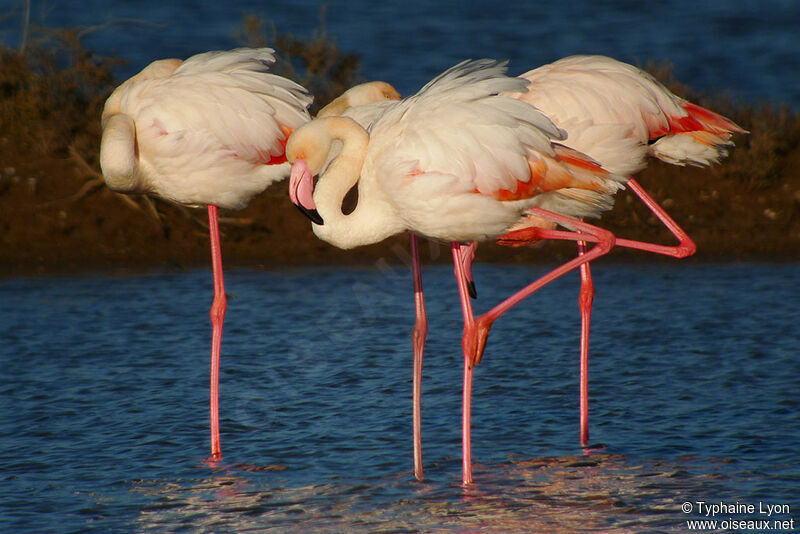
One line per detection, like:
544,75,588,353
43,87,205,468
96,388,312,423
615,178,696,258
467,210,615,367
409,233,426,481
570,178,693,449
458,242,478,298
454,208,615,485
208,205,226,461
451,243,476,486
577,240,593,448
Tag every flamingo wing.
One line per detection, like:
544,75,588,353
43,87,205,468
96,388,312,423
114,48,312,208
364,60,625,240
135,49,311,166
517,55,746,171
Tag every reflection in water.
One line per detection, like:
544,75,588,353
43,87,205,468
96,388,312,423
132,453,736,532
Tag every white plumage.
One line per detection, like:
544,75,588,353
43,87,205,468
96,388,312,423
100,48,312,210
515,55,746,175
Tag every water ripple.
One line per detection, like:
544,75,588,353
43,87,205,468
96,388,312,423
1,263,798,532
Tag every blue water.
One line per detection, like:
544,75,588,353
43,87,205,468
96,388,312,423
1,0,799,108
1,262,798,532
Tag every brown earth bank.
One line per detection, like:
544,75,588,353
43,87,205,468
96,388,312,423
1,138,799,279
2,26,800,278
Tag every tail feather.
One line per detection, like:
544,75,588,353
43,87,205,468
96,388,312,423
679,102,748,135
649,131,734,166
651,101,746,138
649,101,747,166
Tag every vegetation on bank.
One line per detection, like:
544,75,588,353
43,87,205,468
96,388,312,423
1,15,799,275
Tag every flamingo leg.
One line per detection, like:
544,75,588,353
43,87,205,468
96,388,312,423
451,242,477,486
569,178,694,449
457,180,693,463
409,233,426,481
577,239,593,448
459,242,478,298
208,205,226,461
468,208,615,368
453,209,614,485
614,178,696,258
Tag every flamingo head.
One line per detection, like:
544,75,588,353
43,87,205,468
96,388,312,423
316,81,401,118
287,157,323,225
286,116,370,227
286,117,352,226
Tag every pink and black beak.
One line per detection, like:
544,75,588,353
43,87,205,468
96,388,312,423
289,159,324,225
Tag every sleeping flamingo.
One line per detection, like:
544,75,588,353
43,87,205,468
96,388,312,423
286,59,628,485
99,48,399,461
100,47,311,461
503,55,746,447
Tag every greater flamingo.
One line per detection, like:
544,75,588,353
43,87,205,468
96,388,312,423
286,59,628,484
99,48,398,460
502,55,747,447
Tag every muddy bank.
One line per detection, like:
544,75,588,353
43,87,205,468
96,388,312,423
1,139,798,279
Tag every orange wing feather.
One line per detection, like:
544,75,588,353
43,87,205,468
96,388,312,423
650,101,746,139
486,147,616,202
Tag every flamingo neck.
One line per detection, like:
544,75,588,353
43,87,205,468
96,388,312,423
312,118,405,249
99,113,141,193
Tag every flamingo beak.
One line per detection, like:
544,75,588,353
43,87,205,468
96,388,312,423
289,158,324,225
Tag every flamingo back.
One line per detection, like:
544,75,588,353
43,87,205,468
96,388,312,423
516,55,746,173
102,48,312,210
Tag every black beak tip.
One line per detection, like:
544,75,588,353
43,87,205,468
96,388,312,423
295,204,324,225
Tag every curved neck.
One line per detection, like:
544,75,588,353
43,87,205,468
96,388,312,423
312,118,405,249
99,113,140,193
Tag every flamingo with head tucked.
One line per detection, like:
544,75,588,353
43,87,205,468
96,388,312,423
100,47,311,461
504,55,747,447
286,59,626,485
99,48,401,461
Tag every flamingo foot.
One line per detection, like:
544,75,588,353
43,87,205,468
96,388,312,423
461,315,493,370
469,316,493,368
203,453,223,467
495,227,547,247
467,281,477,300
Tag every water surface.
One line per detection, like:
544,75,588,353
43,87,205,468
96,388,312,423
1,263,797,532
